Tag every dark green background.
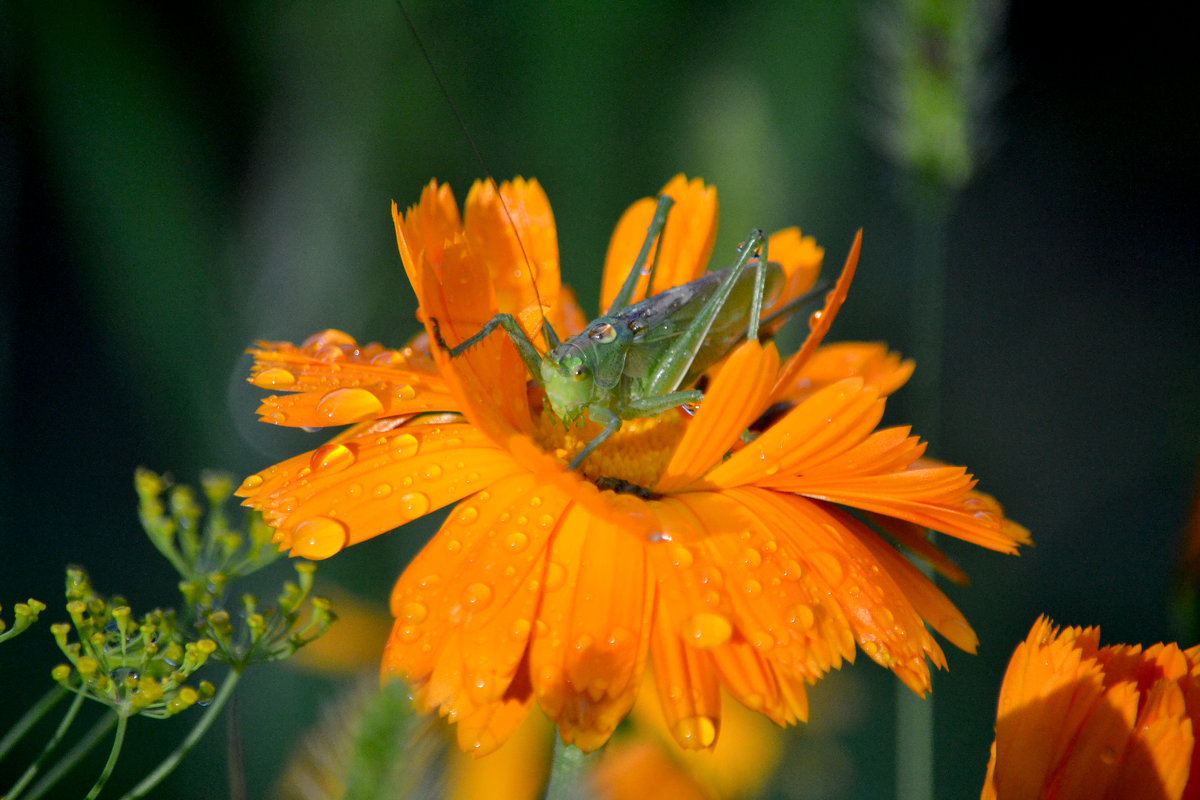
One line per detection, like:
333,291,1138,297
2,1,1197,798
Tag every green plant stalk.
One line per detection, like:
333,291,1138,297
2,690,88,800
0,686,69,763
542,736,596,800
115,670,241,800
19,709,117,800
83,713,128,800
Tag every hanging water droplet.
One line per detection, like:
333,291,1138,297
390,433,420,460
672,715,718,748
310,442,357,473
252,367,296,389
808,309,824,330
681,612,733,648
315,388,383,423
400,492,431,518
291,517,349,560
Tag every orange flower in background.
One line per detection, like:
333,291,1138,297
981,616,1200,800
238,175,1029,755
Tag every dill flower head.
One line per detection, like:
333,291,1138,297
982,617,1200,800
238,175,1029,754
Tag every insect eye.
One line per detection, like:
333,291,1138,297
587,323,616,343
571,364,588,380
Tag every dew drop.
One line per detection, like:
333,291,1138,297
397,625,421,643
400,492,431,518
240,474,264,492
874,606,895,629
457,505,479,525
747,630,774,652
372,483,393,499
743,579,762,596
310,442,357,473
511,619,531,639
810,551,844,585
391,433,420,460
573,634,594,652
477,490,491,503
446,538,462,553
529,495,543,507
315,388,383,423
252,367,296,389
291,517,349,560
673,715,718,748
742,548,763,568
399,601,428,623
463,582,493,609
422,463,443,481
681,612,733,648
396,384,417,400
807,309,824,330
346,483,362,498
788,603,815,630
544,562,567,591
538,514,556,528
505,531,529,552
668,543,694,567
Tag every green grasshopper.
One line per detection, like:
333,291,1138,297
433,194,826,471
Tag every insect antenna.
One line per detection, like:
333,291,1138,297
395,1,556,350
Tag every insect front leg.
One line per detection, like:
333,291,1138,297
569,404,623,470
430,313,547,381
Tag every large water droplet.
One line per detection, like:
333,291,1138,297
252,367,296,389
291,517,349,560
240,474,264,492
391,433,420,460
673,715,718,748
316,388,383,423
310,442,357,473
681,612,733,649
463,582,493,609
399,601,428,623
741,548,763,568
400,492,431,518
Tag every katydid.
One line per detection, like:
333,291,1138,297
432,194,821,470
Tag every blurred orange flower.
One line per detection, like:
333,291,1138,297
239,175,1028,755
981,616,1200,800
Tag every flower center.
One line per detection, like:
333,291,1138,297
533,407,687,490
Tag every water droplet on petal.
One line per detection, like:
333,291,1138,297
400,492,431,518
446,538,462,552
747,630,774,651
673,715,718,748
788,603,815,630
463,582,493,609
399,601,427,623
681,612,733,648
316,388,383,423
422,464,443,481
240,474,264,492
396,384,416,400
397,625,421,643
456,505,479,525
346,483,363,498
742,548,763,567
544,562,567,591
873,606,895,628
743,579,762,595
669,543,694,567
291,517,349,560
372,483,393,499
573,634,593,652
252,367,296,389
511,618,531,639
529,495,543,507
310,442,357,473
810,551,844,585
505,532,529,552
808,309,824,329
391,433,420,460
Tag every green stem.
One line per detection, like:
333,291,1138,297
0,686,69,763
542,736,596,800
21,710,118,800
83,713,127,800
895,191,951,800
115,670,242,800
3,690,88,800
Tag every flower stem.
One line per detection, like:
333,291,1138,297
542,736,596,800
115,670,241,800
83,713,127,800
21,709,117,800
2,690,88,800
0,686,69,762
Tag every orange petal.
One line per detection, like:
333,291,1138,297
760,227,824,325
600,175,718,311
649,604,723,750
393,181,464,296
656,341,780,493
772,230,861,400
776,342,914,403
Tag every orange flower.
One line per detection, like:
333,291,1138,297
238,175,1028,755
981,617,1200,800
